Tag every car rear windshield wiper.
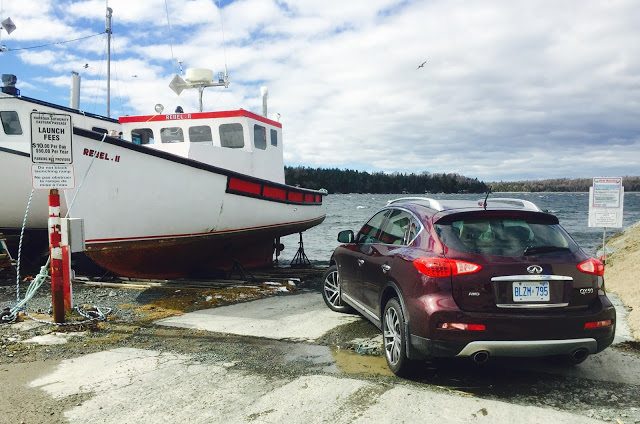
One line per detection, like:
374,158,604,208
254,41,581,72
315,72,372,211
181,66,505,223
523,245,571,256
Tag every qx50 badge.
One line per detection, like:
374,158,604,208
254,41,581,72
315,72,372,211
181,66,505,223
527,265,543,274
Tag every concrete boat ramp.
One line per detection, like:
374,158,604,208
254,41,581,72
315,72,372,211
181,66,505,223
3,288,640,423
156,292,360,341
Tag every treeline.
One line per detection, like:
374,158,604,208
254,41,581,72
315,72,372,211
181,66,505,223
489,177,640,192
284,166,489,194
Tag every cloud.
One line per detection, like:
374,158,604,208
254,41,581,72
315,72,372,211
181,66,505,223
6,0,640,180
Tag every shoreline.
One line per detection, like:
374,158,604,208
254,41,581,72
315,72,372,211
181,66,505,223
604,221,640,340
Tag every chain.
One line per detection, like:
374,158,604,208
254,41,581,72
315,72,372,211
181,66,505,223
22,305,112,326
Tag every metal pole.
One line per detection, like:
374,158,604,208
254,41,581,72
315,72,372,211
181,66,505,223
48,189,65,323
602,227,607,264
106,7,113,118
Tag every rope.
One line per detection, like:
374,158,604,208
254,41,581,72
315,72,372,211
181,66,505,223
15,188,34,301
1,32,106,52
65,132,108,217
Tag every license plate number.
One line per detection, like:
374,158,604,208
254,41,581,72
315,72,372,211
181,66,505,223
513,281,550,302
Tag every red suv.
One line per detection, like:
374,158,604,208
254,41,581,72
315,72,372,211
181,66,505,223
322,197,616,376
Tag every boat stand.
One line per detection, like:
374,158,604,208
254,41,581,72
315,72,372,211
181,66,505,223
0,233,16,272
227,260,255,281
290,233,310,268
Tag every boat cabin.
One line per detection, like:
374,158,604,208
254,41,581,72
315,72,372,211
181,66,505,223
119,109,285,183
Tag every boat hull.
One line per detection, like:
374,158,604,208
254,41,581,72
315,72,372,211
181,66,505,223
0,128,326,278
85,215,324,279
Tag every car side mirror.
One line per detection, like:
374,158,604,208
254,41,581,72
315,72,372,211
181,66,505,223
337,230,354,243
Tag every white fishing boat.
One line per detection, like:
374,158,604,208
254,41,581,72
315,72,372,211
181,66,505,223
0,71,326,278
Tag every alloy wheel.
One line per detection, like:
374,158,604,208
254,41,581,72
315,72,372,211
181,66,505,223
323,269,343,308
384,306,402,366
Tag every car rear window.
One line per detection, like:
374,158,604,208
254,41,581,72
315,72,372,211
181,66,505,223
435,217,578,257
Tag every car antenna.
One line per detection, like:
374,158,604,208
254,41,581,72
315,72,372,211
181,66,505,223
483,189,492,210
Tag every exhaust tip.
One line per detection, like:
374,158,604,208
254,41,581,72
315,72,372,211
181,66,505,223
471,350,490,365
568,348,589,365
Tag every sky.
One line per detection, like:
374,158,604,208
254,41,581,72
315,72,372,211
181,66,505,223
1,0,639,182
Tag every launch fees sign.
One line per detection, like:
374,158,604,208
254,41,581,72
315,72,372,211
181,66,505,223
30,112,75,189
30,112,73,164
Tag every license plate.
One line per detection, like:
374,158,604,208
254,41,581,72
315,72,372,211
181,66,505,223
512,281,550,302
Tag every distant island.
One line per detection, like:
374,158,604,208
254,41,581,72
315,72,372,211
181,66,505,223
284,166,640,194
489,177,640,192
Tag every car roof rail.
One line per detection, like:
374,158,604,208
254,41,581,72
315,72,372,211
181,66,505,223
477,197,542,212
387,197,444,211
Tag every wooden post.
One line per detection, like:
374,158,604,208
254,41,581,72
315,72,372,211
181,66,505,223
49,189,65,323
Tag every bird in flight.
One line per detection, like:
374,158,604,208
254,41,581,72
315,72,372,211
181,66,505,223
83,63,89,69
417,60,427,69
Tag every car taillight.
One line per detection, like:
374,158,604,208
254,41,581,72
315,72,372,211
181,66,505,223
439,322,486,331
413,257,482,278
584,319,612,329
577,258,605,276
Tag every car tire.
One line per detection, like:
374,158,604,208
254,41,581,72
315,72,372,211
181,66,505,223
322,265,352,313
383,297,415,377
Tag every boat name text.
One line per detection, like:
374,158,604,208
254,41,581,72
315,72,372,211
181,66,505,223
165,113,192,120
83,148,120,163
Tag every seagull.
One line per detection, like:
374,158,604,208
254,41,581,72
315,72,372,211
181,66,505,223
417,60,428,69
83,63,89,69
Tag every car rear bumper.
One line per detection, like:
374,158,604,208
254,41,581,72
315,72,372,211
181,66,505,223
409,331,614,359
407,295,616,359
455,338,598,357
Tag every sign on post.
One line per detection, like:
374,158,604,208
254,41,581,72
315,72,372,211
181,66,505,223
30,112,75,189
588,177,624,228
29,112,76,323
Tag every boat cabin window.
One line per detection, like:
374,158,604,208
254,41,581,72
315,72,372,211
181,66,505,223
189,125,213,142
1,111,23,135
254,124,266,150
131,128,155,145
270,129,278,147
219,123,244,148
161,127,184,143
92,127,108,134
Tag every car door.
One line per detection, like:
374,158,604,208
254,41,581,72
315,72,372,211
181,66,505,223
338,210,389,310
360,209,416,315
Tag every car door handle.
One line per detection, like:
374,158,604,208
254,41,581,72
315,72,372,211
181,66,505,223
357,259,365,267
381,264,391,273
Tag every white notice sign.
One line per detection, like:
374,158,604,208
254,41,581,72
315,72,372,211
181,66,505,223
592,177,622,208
31,164,75,189
588,177,624,228
30,112,73,164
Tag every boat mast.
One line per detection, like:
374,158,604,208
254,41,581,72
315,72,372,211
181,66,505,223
106,7,113,117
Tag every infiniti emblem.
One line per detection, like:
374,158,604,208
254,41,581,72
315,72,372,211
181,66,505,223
527,265,543,274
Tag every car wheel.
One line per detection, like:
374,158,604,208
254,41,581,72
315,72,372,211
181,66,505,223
322,265,352,313
383,298,414,376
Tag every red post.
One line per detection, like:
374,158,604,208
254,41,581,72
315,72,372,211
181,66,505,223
62,244,72,312
49,189,65,323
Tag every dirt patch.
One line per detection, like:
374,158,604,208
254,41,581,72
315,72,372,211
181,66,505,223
604,222,640,340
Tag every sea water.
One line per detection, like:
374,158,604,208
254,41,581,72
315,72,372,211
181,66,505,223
281,192,640,264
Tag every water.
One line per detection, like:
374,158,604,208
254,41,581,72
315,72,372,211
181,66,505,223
281,192,640,264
